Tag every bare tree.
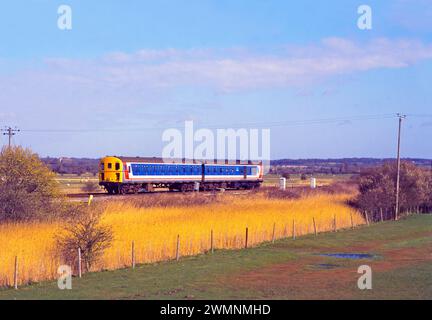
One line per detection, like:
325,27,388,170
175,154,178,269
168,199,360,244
56,205,113,273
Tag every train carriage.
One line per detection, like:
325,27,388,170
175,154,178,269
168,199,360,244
99,156,263,194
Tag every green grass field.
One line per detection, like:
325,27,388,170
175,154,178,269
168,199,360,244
1,214,430,300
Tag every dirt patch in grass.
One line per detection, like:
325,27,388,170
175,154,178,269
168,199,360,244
218,241,432,299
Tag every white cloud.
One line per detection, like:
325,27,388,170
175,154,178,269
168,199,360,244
1,37,431,131
38,37,432,92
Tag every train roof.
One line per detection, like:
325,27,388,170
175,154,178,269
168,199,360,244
104,156,262,165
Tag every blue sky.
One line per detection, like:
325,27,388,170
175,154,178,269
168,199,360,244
0,0,431,159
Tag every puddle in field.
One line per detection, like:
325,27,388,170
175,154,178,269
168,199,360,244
312,263,340,270
317,253,375,260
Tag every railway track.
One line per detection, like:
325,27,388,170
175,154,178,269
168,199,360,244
66,189,253,202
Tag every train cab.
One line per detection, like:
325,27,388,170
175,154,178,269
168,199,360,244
99,156,124,193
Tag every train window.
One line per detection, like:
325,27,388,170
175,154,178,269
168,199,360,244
115,163,120,170
108,163,112,169
100,163,104,170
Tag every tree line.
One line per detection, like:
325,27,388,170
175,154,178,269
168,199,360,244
353,161,432,221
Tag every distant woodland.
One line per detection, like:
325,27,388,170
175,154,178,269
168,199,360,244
41,157,432,176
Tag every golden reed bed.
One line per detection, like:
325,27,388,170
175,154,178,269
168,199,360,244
0,192,364,287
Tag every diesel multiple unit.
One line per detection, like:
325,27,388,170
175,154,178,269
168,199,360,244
99,156,263,194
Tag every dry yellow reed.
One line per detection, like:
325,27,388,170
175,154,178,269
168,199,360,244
0,192,363,287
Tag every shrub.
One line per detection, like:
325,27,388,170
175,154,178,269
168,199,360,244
81,181,100,193
281,172,291,180
56,205,113,273
354,161,429,220
0,146,63,222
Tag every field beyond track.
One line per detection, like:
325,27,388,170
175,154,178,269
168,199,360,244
1,214,431,300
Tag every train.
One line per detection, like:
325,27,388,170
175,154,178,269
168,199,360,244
98,156,263,194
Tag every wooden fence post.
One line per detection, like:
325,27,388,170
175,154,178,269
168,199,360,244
176,235,180,261
245,227,249,249
313,217,317,236
365,211,370,226
292,219,296,240
131,241,136,269
350,212,354,230
78,248,82,278
333,214,337,232
380,208,384,222
271,223,276,244
13,256,18,290
210,229,214,254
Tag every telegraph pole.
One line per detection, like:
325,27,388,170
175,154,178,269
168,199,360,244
1,126,20,147
395,114,406,221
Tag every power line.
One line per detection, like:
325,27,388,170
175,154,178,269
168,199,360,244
1,126,20,147
19,113,399,133
406,114,432,118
